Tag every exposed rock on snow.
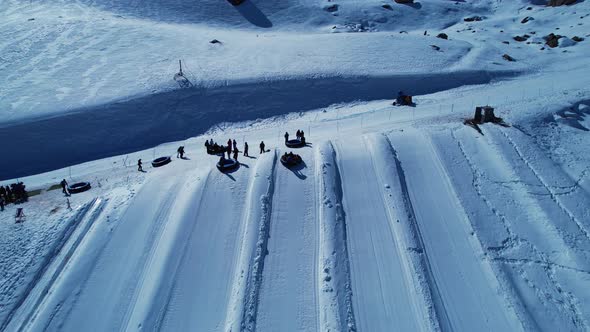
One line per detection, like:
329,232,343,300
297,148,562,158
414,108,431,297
323,4,339,12
548,0,577,6
464,16,484,22
503,54,516,62
544,33,562,47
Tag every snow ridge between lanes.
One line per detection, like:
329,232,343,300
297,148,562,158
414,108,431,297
224,151,277,332
316,142,356,332
365,133,443,332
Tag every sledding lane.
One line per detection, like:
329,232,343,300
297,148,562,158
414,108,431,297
159,161,252,331
256,146,319,331
334,137,426,331
25,174,185,331
388,129,522,331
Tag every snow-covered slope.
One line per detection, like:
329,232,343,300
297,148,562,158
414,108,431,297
1,0,590,331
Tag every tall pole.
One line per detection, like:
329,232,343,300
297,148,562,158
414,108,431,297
179,60,183,76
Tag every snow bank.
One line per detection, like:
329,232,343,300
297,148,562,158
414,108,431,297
224,151,277,332
315,141,356,332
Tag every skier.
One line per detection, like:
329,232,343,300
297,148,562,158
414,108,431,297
244,142,249,157
179,146,185,159
60,179,69,196
138,159,143,172
284,132,289,143
260,141,266,154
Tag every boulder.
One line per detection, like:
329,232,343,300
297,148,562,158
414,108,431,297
544,33,562,47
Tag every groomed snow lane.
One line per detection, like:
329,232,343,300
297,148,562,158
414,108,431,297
256,146,319,331
388,129,523,331
334,137,428,331
160,162,252,331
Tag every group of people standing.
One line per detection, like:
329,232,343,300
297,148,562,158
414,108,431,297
0,182,28,211
284,130,306,144
134,136,275,173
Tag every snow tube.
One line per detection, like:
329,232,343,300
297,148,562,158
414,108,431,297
68,182,91,194
217,159,239,172
152,156,171,168
280,154,302,167
207,145,226,155
285,139,305,148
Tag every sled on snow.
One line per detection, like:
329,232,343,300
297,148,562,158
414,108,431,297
217,158,239,172
280,154,303,168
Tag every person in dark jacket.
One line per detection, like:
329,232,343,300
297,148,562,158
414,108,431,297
284,132,289,143
244,142,249,157
60,179,69,196
227,144,232,159
0,196,4,211
233,146,239,161
260,141,266,154
138,159,143,172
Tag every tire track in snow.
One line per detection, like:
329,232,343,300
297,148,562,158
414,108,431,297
316,141,356,332
492,126,590,244
4,198,107,332
224,150,277,332
440,126,584,330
